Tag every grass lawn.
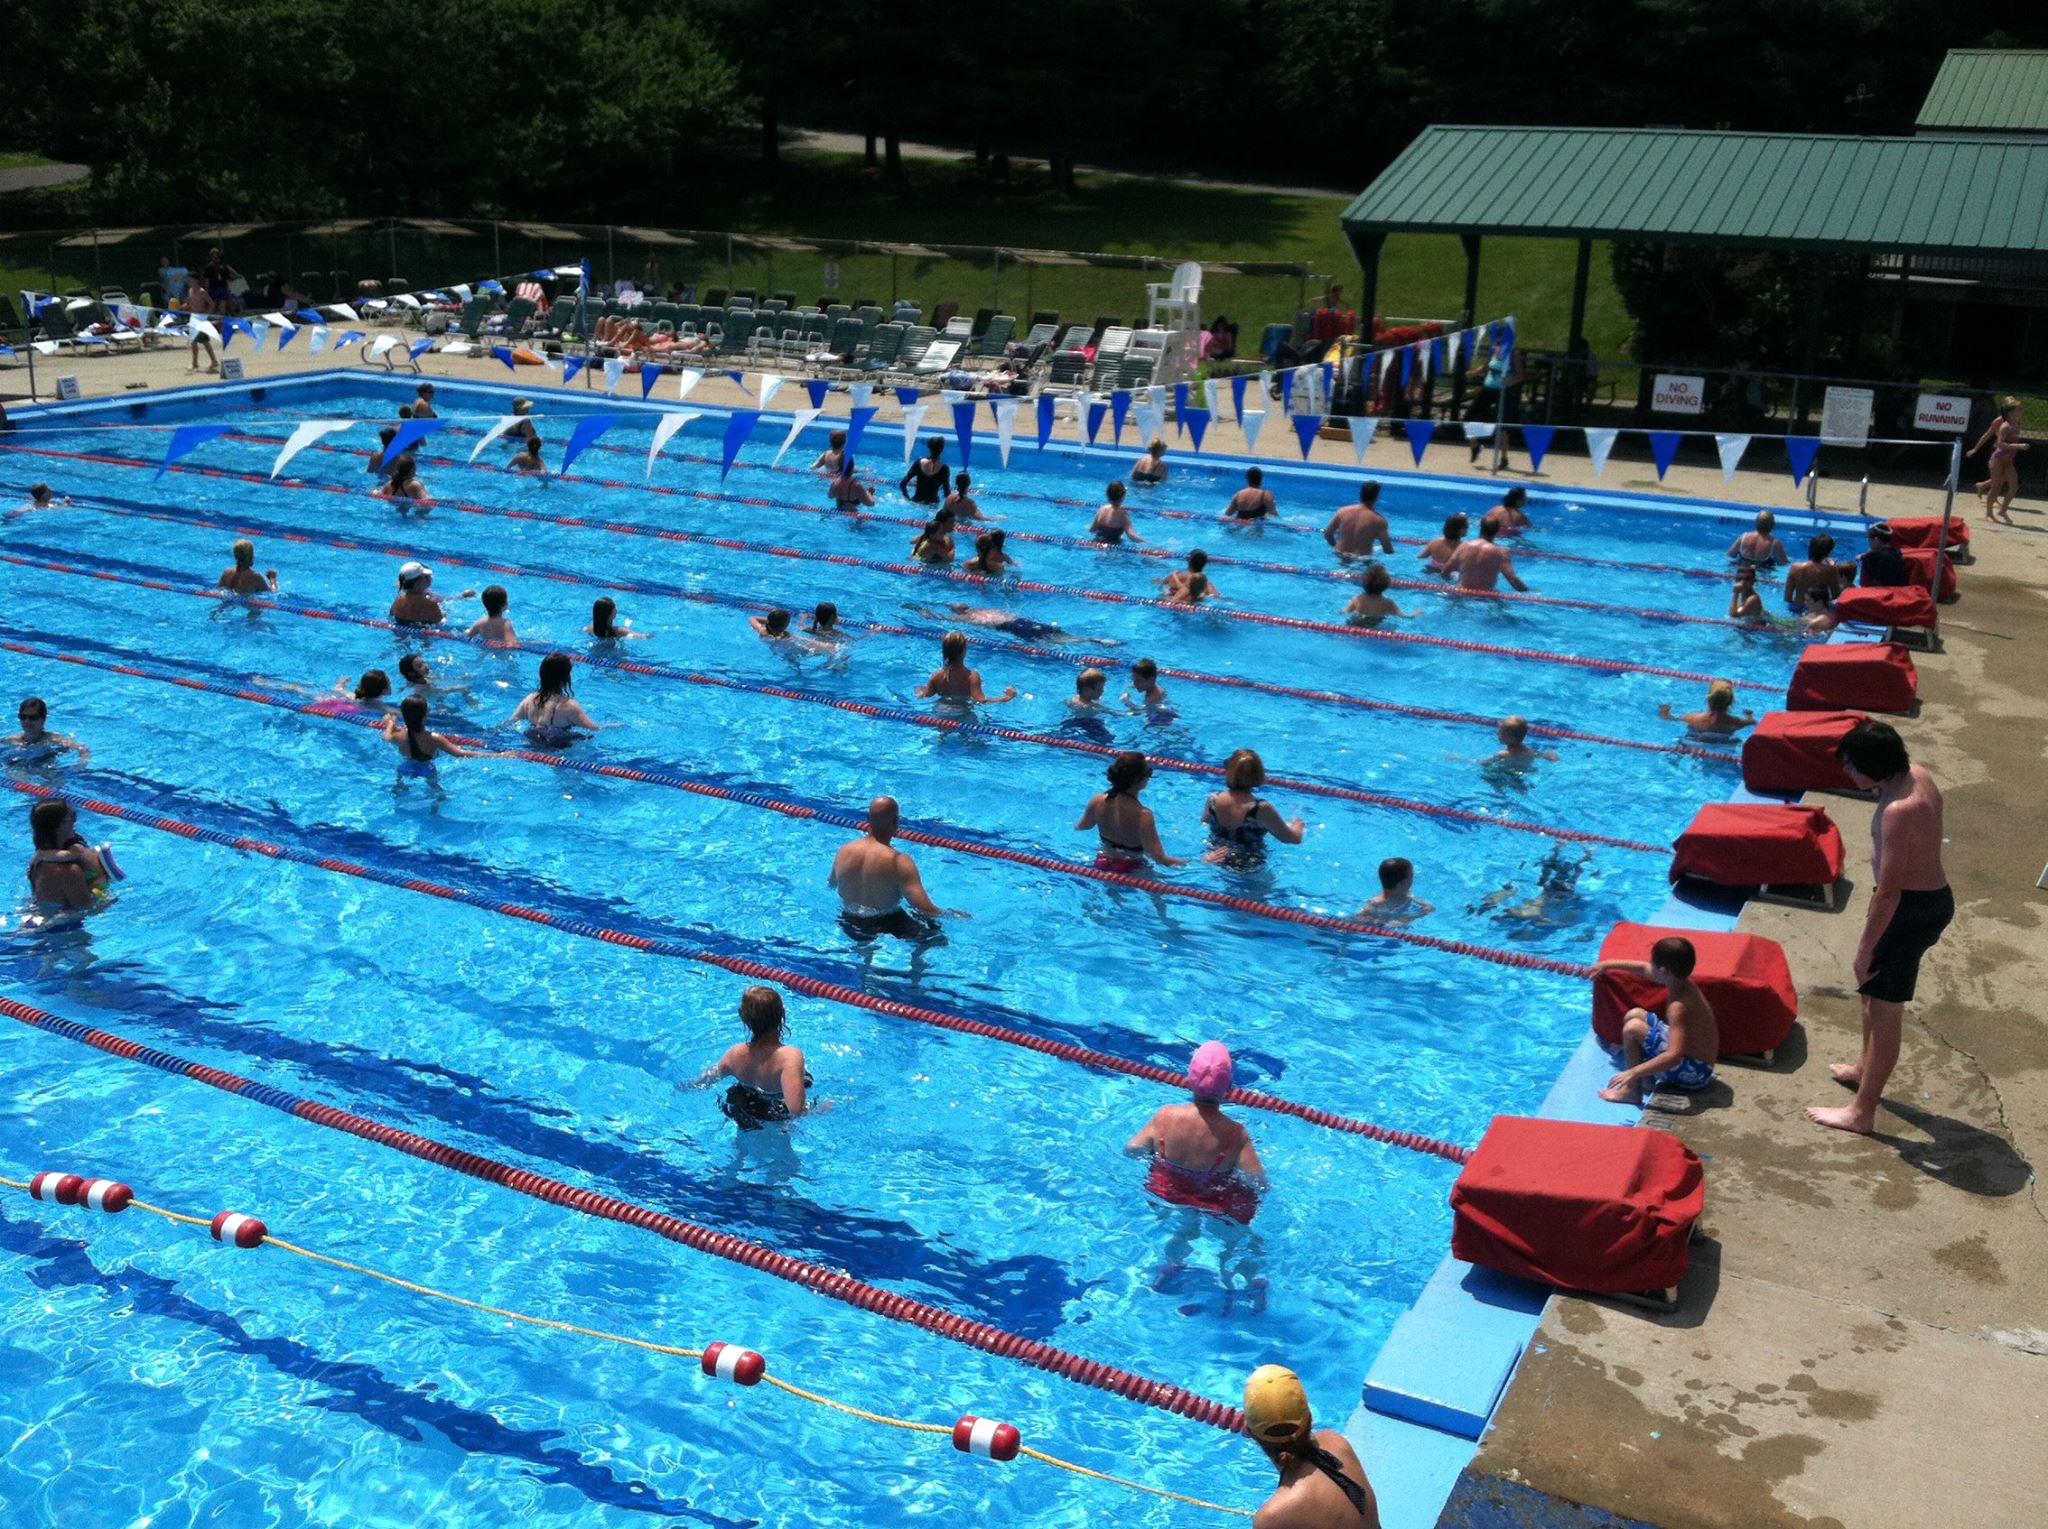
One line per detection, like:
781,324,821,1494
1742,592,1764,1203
0,151,66,170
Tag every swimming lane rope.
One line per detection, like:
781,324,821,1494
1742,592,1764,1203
3,778,1507,1150
0,441,1779,690
0,546,1671,855
0,1012,1243,1434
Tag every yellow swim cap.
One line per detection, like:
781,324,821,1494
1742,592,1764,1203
1243,1364,1312,1445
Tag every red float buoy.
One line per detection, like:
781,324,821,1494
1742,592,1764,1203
78,1179,133,1213
952,1415,1021,1462
209,1210,267,1248
28,1171,84,1204
700,1341,765,1386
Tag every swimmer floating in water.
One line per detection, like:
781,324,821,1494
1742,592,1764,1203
1202,749,1305,868
1124,657,1172,717
1483,715,1558,776
1343,565,1415,627
1126,1041,1267,1305
587,597,649,642
695,985,814,1129
466,584,516,644
1471,844,1590,927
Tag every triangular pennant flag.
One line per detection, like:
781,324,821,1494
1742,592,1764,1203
1035,393,1057,450
333,329,364,350
895,386,920,407
1399,346,1414,388
1714,433,1752,481
1376,348,1396,383
308,326,331,357
1085,398,1108,445
1183,406,1211,452
721,410,761,479
385,417,449,463
1430,337,1445,377
408,338,435,360
641,364,667,398
221,317,253,348
1406,418,1436,465
940,388,965,407
990,396,1020,467
724,369,747,390
756,374,787,411
469,416,524,463
1292,414,1322,458
1203,378,1222,420
603,357,626,393
848,381,873,410
1230,373,1250,422
1173,382,1190,437
1348,415,1380,465
1110,389,1132,444
453,284,472,304
1133,402,1166,448
559,415,620,477
328,303,359,322
804,378,830,410
1785,434,1821,487
1520,424,1555,472
648,410,702,477
246,319,270,351
1648,430,1683,480
32,340,59,355
951,399,976,469
844,405,879,457
1465,421,1496,442
675,367,705,402
1416,340,1432,381
1320,362,1335,408
1239,409,1267,454
491,345,518,371
563,355,589,384
899,404,928,465
269,420,353,479
1282,369,1297,414
774,407,824,467
158,424,233,477
1584,428,1619,476
275,322,299,352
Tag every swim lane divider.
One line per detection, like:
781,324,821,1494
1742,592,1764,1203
3,777,1499,1154
0,1000,1245,1433
0,441,1779,691
0,546,1671,855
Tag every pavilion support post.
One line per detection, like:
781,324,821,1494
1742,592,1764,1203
1346,230,1385,418
1565,237,1591,417
1451,234,1481,417
1796,259,1826,427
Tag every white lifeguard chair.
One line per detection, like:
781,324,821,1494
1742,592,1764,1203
1145,261,1203,384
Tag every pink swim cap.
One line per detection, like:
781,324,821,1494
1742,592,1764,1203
1188,1041,1234,1101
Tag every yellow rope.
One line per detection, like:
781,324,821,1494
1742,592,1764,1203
5,1174,1250,1517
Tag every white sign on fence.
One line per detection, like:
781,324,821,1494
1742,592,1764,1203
1650,373,1706,414
55,375,81,401
1821,386,1874,445
220,357,246,382
1913,392,1970,433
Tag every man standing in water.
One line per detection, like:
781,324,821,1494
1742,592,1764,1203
1321,482,1393,561
1440,513,1529,593
829,796,958,941
1243,1365,1380,1527
1808,722,1953,1136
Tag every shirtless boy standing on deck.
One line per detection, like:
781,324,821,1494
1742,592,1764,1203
1594,936,1719,1104
1809,721,1953,1135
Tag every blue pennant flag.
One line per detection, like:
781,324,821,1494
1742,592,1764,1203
492,345,518,371
1320,362,1334,404
1293,414,1322,459
221,317,253,350
1230,373,1249,421
408,338,435,360
720,410,761,479
560,414,620,476
0,341,14,358
641,365,666,398
157,424,234,477
563,355,589,384
1173,383,1190,437
1648,430,1683,480
275,324,300,353
1036,394,1058,450
951,400,976,469
1085,399,1108,445
895,386,920,407
1406,419,1436,465
1785,434,1821,486
1110,389,1131,444
1430,337,1446,376
1520,424,1555,472
293,308,324,323
844,405,879,456
385,417,448,463
804,378,830,410
1183,406,1211,452
1399,347,1413,389
335,330,366,349
725,370,746,388
1282,369,1297,413
1499,317,1516,356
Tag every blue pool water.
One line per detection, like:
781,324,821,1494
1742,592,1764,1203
0,375,1812,1526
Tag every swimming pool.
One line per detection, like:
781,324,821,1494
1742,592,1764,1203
0,373,1811,1526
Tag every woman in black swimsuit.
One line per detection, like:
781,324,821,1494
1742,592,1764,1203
697,986,812,1129
900,436,949,505
1201,750,1306,867
1091,480,1141,545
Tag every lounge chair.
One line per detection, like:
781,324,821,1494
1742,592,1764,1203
971,314,1015,358
913,338,964,376
896,325,937,373
858,322,907,373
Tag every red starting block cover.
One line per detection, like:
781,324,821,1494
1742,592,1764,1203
1669,802,1844,887
1788,642,1917,713
1834,585,1938,629
1886,515,1970,552
1899,546,1959,602
1591,921,1798,1056
1741,709,1867,794
1451,1117,1705,1293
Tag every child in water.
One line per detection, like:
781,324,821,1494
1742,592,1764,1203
1125,657,1172,716
1484,715,1559,776
1343,565,1414,627
1357,856,1433,923
467,585,516,644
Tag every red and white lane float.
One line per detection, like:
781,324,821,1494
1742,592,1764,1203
952,1415,1022,1462
700,1341,766,1386
209,1210,268,1248
78,1177,134,1212
28,1171,85,1204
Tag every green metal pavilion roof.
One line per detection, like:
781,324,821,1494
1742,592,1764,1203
1916,50,2048,134
1341,126,2048,257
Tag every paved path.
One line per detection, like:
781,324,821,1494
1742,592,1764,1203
0,162,87,193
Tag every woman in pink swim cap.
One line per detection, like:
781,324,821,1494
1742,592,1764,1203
1126,1041,1269,1301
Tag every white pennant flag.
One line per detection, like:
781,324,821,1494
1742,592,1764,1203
1585,428,1619,476
754,374,786,411
393,293,422,310
33,340,58,355
773,407,823,466
1465,421,1496,442
1715,433,1752,481
991,396,1020,466
648,410,702,477
1250,373,1272,421
849,381,873,410
1240,409,1268,454
1133,401,1166,446
246,319,270,352
328,303,359,322
366,335,399,361
1416,340,1432,381
676,367,706,402
470,415,525,463
453,284,472,304
899,404,928,465
940,388,966,406
603,357,626,393
1348,415,1381,465
270,419,355,479
1203,378,1222,419
262,310,289,327
1146,383,1166,412
308,326,331,356
1377,349,1397,382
